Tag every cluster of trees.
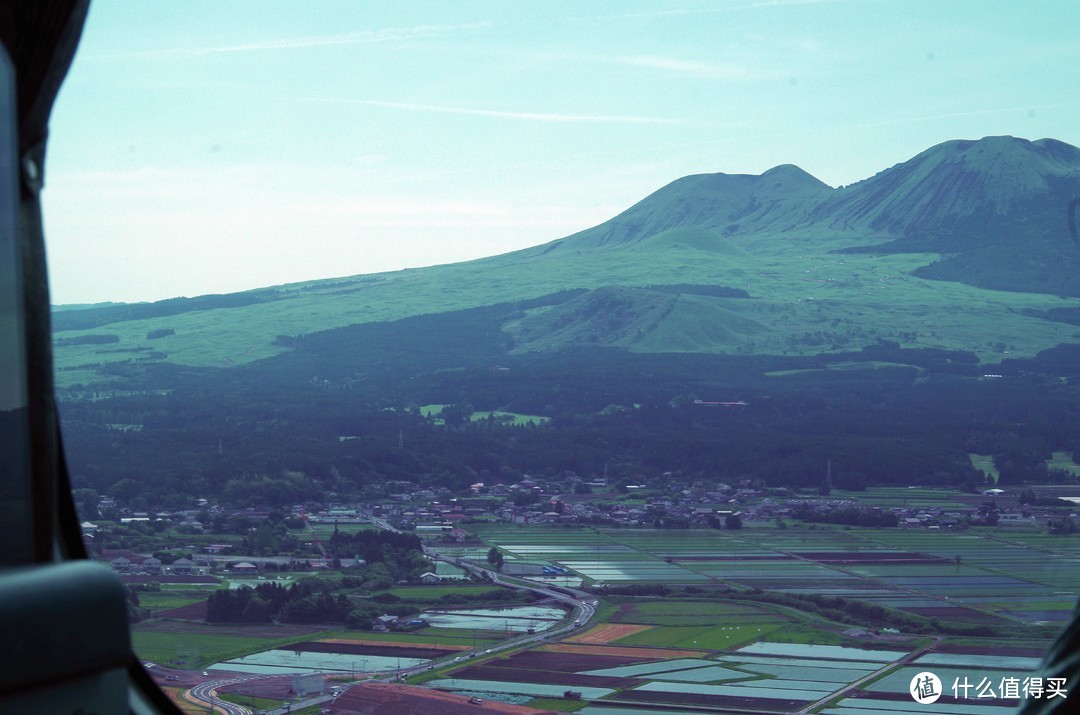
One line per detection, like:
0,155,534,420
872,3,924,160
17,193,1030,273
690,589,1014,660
788,505,900,527
51,287,287,332
55,293,1080,511
326,530,426,579
205,579,358,624
706,514,743,530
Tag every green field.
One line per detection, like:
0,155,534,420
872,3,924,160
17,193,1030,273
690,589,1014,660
420,404,550,426
611,600,787,626
523,698,587,712
1049,451,1080,477
220,694,284,711
296,522,378,538
133,630,327,668
969,453,1000,481
466,520,1080,635
616,623,785,650
471,410,550,426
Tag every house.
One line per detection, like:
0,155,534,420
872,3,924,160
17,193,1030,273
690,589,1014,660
171,557,195,575
372,614,399,631
419,572,440,584
109,556,132,573
141,557,162,575
230,562,258,574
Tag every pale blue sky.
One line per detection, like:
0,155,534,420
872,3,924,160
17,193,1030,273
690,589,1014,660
43,0,1080,304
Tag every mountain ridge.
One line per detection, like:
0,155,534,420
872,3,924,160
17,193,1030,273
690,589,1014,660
810,135,1080,237
50,135,1080,385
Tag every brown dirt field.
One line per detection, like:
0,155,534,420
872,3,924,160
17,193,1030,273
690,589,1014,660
329,681,553,714
539,643,706,659
494,650,656,672
321,638,470,651
448,664,640,689
158,600,207,620
566,623,653,644
847,690,1020,707
122,575,220,584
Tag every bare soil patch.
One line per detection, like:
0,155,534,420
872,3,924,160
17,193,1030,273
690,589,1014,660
321,638,469,651
567,623,653,644
540,643,706,659
293,640,450,659
333,681,543,714
122,575,219,584
158,600,207,620
494,649,655,673
450,664,640,689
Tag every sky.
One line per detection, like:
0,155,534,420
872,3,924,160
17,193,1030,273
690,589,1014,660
42,0,1080,305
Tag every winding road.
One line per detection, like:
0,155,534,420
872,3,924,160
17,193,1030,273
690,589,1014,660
183,675,259,715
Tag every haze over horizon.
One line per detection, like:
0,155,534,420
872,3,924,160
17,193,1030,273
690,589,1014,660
43,0,1080,305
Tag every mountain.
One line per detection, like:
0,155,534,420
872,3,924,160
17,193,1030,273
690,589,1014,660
818,137,1080,294
814,137,1080,236
527,163,832,255
51,136,1080,389
51,137,1080,510
523,136,1080,291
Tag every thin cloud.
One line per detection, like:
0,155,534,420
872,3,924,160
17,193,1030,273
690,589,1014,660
858,104,1061,129
92,22,492,59
333,99,686,125
522,49,783,82
597,0,851,22
617,55,753,79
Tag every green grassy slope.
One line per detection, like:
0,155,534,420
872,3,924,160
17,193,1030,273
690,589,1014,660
52,234,1080,388
51,136,1080,387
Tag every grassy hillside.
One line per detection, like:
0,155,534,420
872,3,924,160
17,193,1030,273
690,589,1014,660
51,136,1080,388
52,237,1080,389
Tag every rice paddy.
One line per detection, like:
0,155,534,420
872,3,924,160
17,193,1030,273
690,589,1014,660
467,520,1080,627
